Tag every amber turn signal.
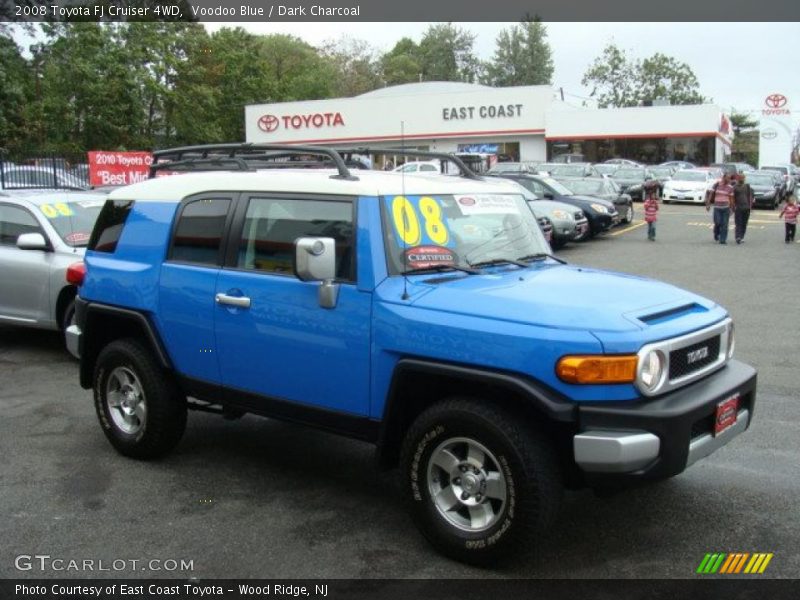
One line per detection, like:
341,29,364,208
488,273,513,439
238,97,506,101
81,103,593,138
556,355,637,384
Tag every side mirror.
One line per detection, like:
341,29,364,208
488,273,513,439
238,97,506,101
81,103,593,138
294,237,339,309
16,232,48,250
543,193,554,200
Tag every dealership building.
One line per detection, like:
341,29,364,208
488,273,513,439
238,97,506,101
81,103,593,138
245,82,733,166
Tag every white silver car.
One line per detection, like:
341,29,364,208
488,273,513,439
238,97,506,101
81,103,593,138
662,169,717,204
0,190,106,345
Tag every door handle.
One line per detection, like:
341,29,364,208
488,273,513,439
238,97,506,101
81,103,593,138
215,293,251,308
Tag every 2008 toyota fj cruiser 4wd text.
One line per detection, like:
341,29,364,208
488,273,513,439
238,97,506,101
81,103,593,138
67,145,757,565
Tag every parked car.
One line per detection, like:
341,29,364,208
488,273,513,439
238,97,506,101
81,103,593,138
741,171,782,209
661,169,717,204
67,144,755,566
659,160,695,170
593,163,620,177
531,162,561,175
549,163,602,178
724,162,755,175
485,161,539,175
648,166,676,195
498,173,619,236
393,161,441,174
709,163,738,177
495,178,590,248
760,165,796,195
0,189,106,345
555,176,634,224
610,166,655,201
551,153,585,163
604,158,641,166
1,166,89,190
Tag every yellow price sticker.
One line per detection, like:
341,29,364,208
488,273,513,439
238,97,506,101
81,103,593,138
40,203,74,218
390,195,449,247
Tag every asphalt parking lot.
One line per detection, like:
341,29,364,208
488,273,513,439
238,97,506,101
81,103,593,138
1,202,798,579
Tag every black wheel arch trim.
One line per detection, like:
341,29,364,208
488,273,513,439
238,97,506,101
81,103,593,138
376,357,577,466
77,299,172,388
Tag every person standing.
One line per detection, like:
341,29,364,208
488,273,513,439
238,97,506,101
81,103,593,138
705,173,734,244
643,184,659,241
778,196,798,243
733,174,754,244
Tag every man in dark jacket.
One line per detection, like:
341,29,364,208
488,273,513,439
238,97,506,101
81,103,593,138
733,174,754,244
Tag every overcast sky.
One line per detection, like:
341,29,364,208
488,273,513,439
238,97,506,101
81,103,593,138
207,22,800,129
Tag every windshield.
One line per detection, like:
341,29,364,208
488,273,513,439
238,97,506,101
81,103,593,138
381,193,548,274
594,165,618,175
614,168,645,180
746,175,775,186
761,167,787,174
560,179,605,195
650,168,672,177
672,170,707,182
550,165,585,176
37,198,104,247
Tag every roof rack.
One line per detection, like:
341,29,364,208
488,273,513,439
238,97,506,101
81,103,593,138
149,144,358,181
336,148,481,180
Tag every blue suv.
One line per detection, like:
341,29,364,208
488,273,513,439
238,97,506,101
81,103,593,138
68,145,757,565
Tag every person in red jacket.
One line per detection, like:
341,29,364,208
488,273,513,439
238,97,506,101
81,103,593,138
643,183,659,241
705,173,735,244
779,195,798,243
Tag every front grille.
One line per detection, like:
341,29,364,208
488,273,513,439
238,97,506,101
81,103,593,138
669,335,721,380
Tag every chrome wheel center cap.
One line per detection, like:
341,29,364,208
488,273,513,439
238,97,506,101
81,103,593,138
462,473,480,494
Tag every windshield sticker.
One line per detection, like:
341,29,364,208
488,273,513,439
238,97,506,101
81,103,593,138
39,203,74,218
65,232,91,245
455,194,519,215
404,245,456,270
386,195,453,249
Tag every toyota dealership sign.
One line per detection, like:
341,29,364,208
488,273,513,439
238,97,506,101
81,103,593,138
762,93,790,116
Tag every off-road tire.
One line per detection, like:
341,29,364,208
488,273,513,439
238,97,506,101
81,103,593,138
94,338,186,459
400,397,562,565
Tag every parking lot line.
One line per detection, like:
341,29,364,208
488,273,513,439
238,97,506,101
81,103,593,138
610,221,647,236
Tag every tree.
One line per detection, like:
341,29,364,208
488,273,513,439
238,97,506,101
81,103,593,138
255,34,334,102
729,110,758,135
0,35,32,156
321,36,382,97
484,18,554,87
380,37,422,85
582,43,706,108
581,43,639,108
638,53,705,106
418,24,480,82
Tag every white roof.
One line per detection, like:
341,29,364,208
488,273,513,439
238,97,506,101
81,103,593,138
107,169,524,202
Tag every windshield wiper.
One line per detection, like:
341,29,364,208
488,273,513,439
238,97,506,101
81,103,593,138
517,253,567,264
401,264,479,276
468,257,529,269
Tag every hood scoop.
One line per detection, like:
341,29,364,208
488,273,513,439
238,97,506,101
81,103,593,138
638,303,705,325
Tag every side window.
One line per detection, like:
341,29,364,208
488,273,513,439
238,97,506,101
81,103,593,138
0,204,42,246
237,197,355,282
88,199,134,253
420,164,437,172
169,198,231,265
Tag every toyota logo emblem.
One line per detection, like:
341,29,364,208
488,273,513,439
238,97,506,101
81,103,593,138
765,94,787,109
761,129,778,140
258,114,280,133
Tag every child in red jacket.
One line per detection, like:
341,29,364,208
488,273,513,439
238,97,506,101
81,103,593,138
643,184,659,241
779,196,798,243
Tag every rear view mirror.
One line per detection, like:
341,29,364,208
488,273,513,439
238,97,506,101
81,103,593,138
16,232,48,250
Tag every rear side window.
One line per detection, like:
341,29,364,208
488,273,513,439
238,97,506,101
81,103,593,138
87,200,134,253
168,198,231,265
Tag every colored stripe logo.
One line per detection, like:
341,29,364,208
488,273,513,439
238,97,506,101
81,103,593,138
697,552,773,574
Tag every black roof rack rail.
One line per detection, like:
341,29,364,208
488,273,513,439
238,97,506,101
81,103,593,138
336,148,481,180
149,143,357,181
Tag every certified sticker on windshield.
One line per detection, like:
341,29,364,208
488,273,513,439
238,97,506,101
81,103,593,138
404,245,456,269
455,195,519,215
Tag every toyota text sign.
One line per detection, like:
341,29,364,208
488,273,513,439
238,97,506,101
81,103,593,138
88,151,153,186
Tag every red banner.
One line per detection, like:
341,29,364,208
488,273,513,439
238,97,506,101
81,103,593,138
88,151,153,186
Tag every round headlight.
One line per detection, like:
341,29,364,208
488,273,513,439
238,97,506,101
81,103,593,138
727,322,735,359
639,349,666,392
590,203,609,214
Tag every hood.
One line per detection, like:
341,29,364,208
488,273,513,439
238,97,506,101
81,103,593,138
562,194,615,209
665,180,709,192
750,184,775,192
529,199,583,215
399,264,716,334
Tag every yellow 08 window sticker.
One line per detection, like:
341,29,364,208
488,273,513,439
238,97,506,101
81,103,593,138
389,195,450,247
40,203,74,218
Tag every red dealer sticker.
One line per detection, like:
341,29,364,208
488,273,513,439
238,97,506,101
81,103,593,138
65,232,91,245
88,151,153,186
404,245,457,269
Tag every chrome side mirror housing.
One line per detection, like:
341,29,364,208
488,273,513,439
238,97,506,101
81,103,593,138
294,237,339,309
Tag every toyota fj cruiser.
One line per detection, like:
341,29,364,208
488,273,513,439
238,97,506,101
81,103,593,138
67,145,757,564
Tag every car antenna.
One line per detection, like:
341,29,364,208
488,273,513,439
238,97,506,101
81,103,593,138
400,121,410,300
